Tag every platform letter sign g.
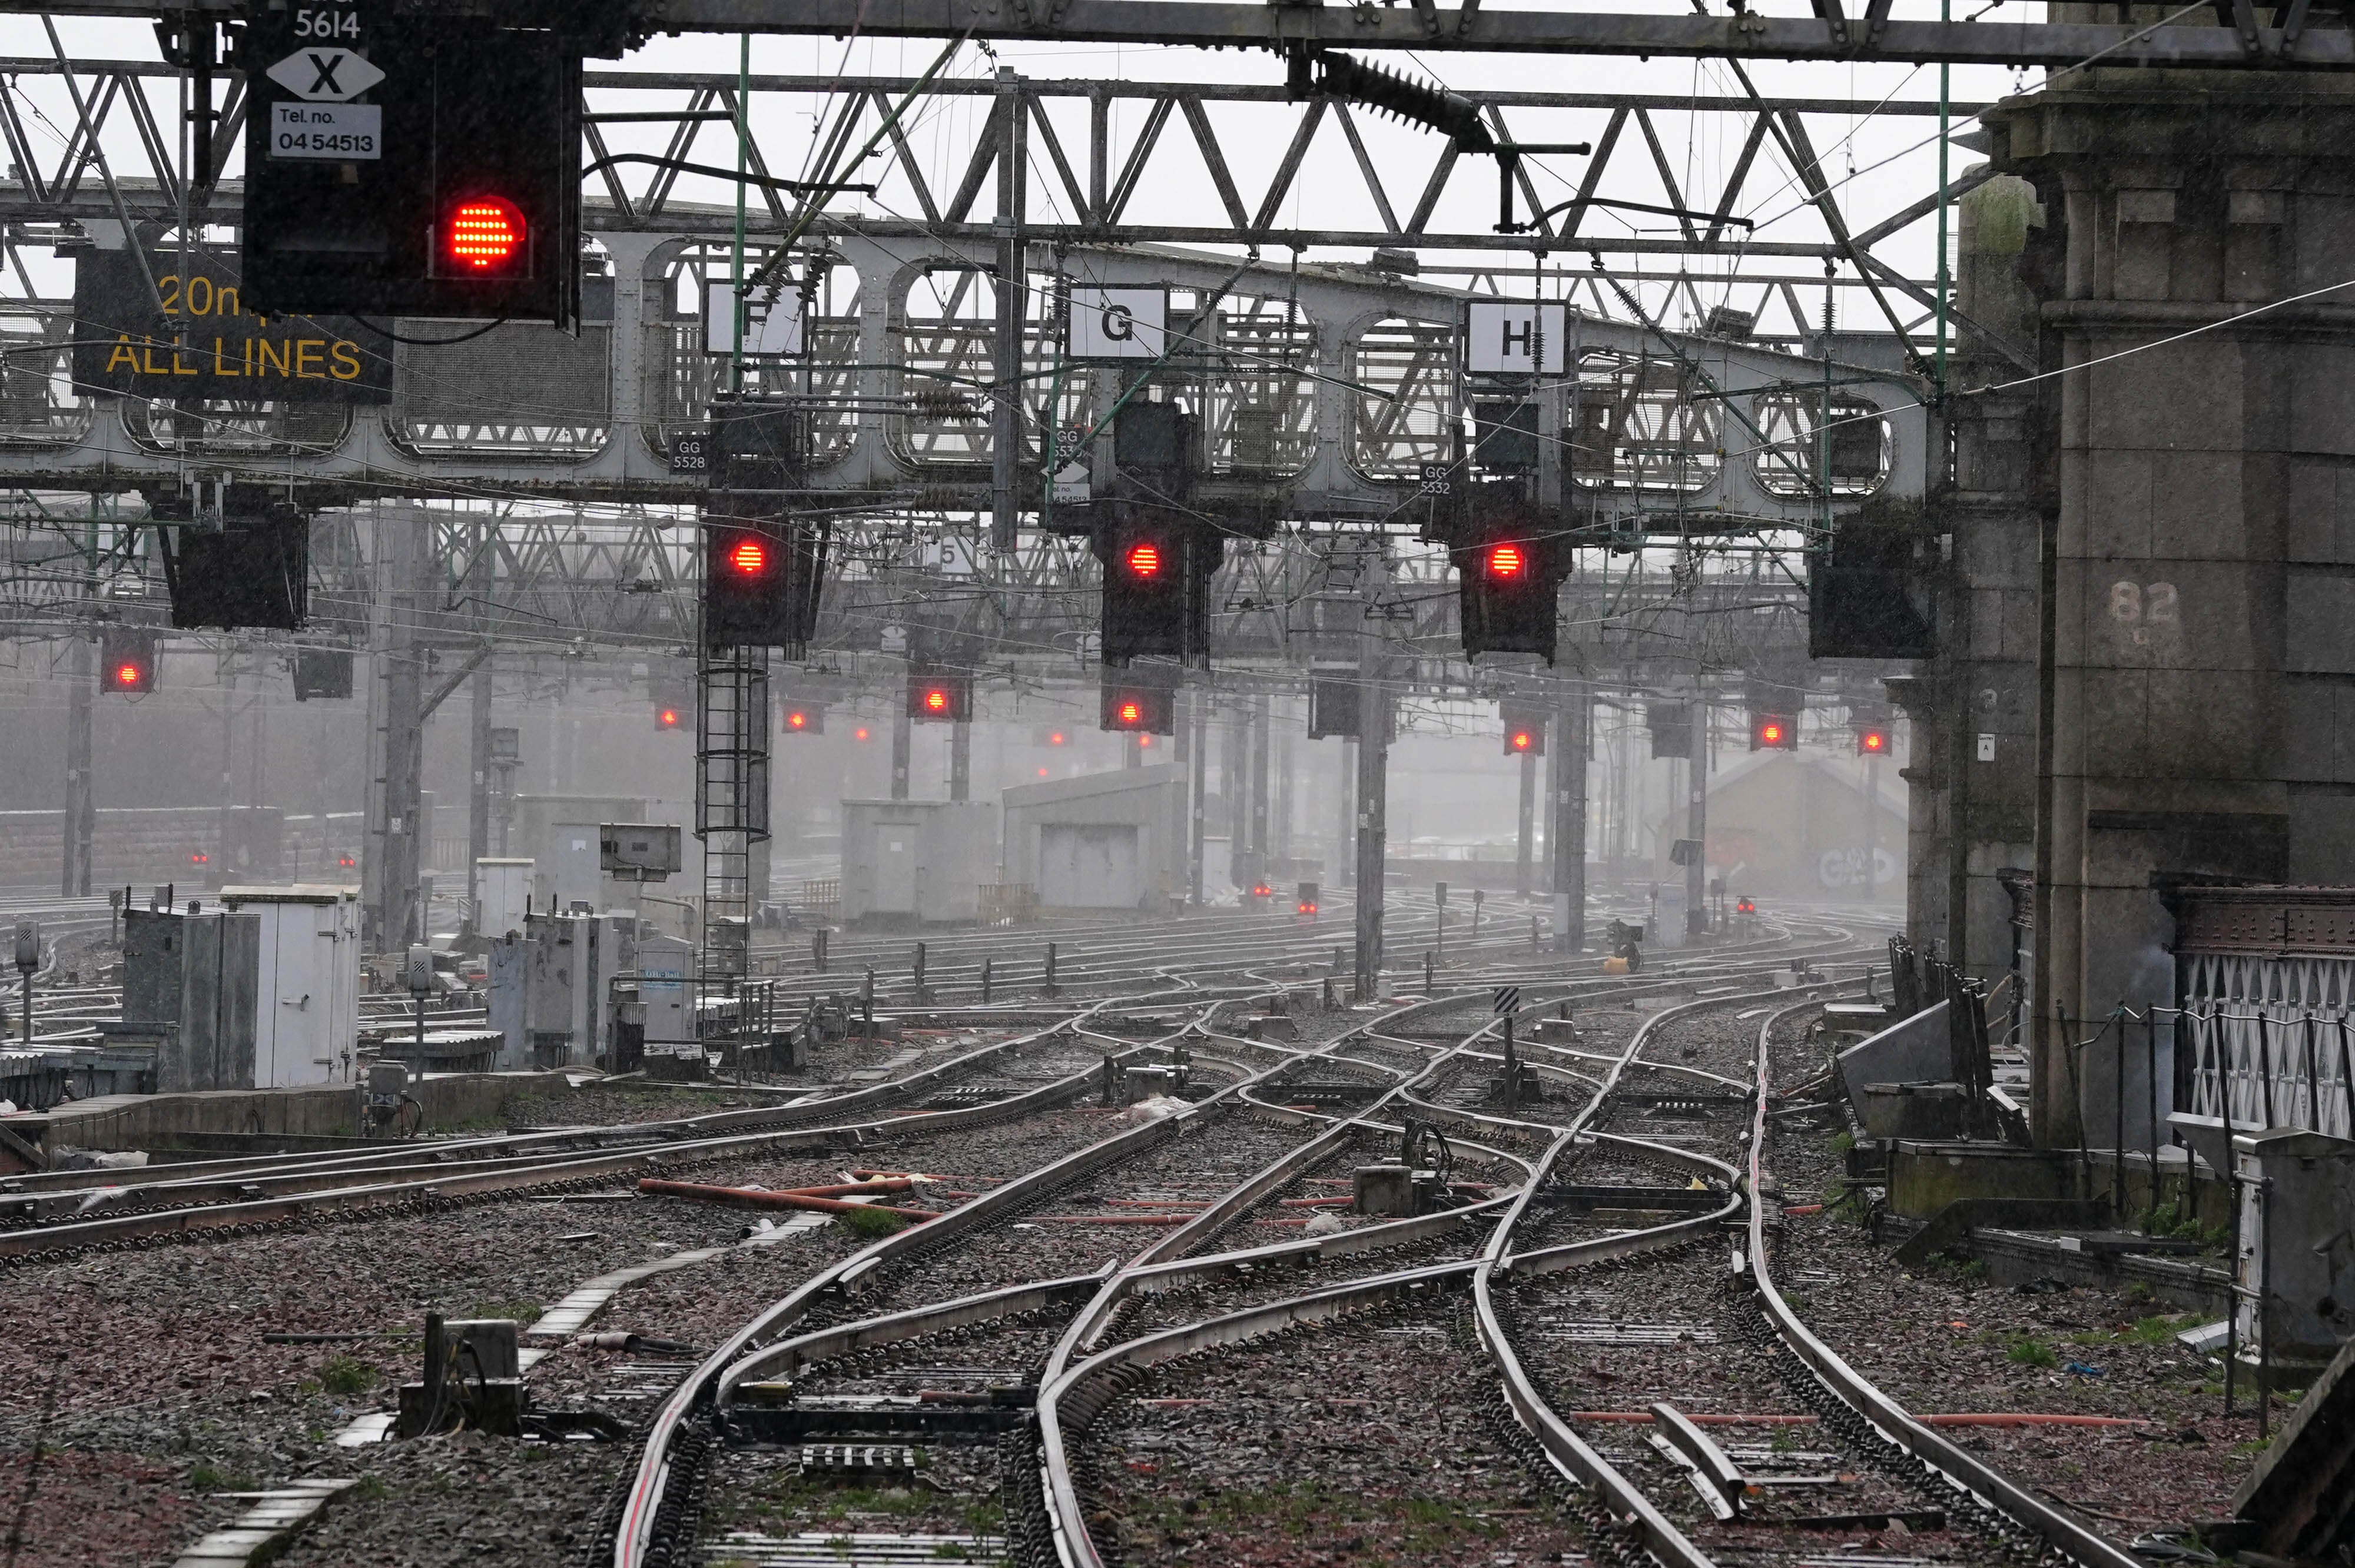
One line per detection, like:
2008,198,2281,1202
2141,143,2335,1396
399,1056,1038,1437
1069,285,1166,360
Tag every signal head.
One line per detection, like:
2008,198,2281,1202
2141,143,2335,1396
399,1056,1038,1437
1858,727,1889,754
728,537,768,576
1485,542,1526,579
924,687,948,713
1125,542,1162,579
445,196,526,275
656,706,681,730
1510,729,1534,752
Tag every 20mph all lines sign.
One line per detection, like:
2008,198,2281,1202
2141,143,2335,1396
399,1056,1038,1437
71,246,393,403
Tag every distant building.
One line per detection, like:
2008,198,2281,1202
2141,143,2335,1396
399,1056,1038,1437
1649,750,1906,902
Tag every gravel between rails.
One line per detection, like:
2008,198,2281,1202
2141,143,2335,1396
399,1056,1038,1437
1760,1011,2270,1544
1086,1300,1587,1567
0,1184,799,1568
0,1065,1135,1567
841,1103,1340,1316
692,1315,1072,1552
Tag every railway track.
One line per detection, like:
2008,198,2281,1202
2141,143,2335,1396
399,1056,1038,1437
591,918,1900,1568
751,953,2154,1568
0,905,1928,1568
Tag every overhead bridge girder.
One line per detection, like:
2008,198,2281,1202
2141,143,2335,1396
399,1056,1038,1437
0,233,1928,527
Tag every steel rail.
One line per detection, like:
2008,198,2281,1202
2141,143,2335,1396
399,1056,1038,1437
1741,1002,2147,1568
1463,982,1813,1568
0,1023,1175,1260
1038,979,1816,1567
608,916,1852,1566
612,976,1384,1568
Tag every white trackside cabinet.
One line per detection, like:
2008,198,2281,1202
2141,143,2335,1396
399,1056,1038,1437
218,885,361,1088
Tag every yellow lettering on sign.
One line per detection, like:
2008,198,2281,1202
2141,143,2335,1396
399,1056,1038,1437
185,276,213,317
105,336,138,374
139,341,168,376
218,286,240,318
157,275,180,315
170,346,200,376
243,340,256,376
256,339,288,377
213,338,240,377
330,341,361,381
294,339,324,378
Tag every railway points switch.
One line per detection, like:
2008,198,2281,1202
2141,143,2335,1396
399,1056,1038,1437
1353,1164,1448,1217
394,1315,525,1439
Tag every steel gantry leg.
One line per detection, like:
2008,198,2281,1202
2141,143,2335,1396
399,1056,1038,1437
1685,702,1709,940
1183,683,1206,908
1515,746,1535,901
696,645,771,985
467,652,493,929
365,509,427,954
61,631,92,898
1249,693,1271,883
1555,680,1588,952
1354,550,1389,999
1353,684,1388,1000
891,699,913,802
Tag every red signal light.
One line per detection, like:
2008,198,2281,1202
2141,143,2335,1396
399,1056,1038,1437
1510,729,1534,752
786,710,807,730
728,538,768,576
1298,901,1318,915
924,688,949,713
190,852,209,865
446,197,525,273
1119,700,1142,725
1761,722,1783,744
1125,542,1162,578
117,663,144,687
854,727,871,741
1859,729,1888,753
1486,543,1525,579
337,855,356,869
1253,882,1273,898
1049,731,1066,746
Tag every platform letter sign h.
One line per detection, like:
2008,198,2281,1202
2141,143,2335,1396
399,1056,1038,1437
1466,301,1567,376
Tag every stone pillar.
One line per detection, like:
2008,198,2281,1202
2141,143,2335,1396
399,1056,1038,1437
1988,79,2355,1148
1905,172,2046,984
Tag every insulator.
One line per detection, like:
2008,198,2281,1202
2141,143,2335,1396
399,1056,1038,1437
1314,51,1494,154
